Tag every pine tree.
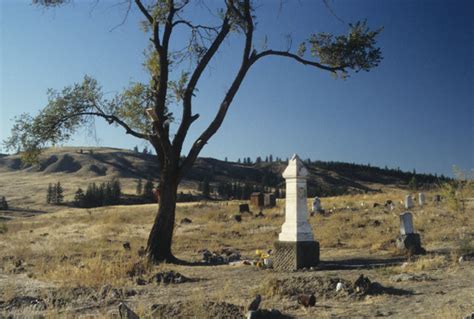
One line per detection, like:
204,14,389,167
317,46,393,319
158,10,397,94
143,179,154,202
408,176,418,191
0,196,8,210
136,178,143,195
55,181,64,204
46,183,53,204
74,188,85,207
202,178,210,198
133,145,139,153
111,179,121,204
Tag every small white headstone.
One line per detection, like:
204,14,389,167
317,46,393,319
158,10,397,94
400,212,414,235
312,197,321,212
405,195,414,209
418,193,425,206
278,154,314,242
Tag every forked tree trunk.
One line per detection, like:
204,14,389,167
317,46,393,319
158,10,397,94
146,169,179,263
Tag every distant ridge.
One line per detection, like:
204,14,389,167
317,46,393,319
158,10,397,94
0,147,443,196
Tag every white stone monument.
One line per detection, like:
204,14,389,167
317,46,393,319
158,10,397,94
273,155,319,271
418,192,425,206
312,197,321,213
399,212,414,235
404,195,414,209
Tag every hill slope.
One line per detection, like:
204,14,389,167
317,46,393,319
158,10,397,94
0,147,441,198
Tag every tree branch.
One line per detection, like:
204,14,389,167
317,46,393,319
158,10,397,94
252,50,347,73
134,0,153,24
179,0,254,178
172,14,231,155
54,112,149,140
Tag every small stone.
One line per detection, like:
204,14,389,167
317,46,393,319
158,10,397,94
180,217,192,224
136,278,147,286
297,294,316,307
123,242,131,250
336,282,345,292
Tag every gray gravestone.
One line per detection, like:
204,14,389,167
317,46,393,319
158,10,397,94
399,212,414,235
405,195,414,209
312,197,321,213
418,192,425,206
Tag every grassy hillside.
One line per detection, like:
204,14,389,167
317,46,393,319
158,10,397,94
0,147,444,199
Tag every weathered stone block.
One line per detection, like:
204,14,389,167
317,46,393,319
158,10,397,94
396,233,425,255
273,241,320,271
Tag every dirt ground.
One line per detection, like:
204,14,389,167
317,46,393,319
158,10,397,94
0,190,473,318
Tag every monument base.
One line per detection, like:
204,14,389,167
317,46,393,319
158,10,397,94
396,233,425,255
273,241,320,271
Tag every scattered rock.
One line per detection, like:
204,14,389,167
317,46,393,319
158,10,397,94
149,271,190,284
370,220,382,227
137,246,146,257
297,294,316,307
180,217,192,224
233,214,242,222
373,203,380,208
200,248,241,264
123,242,131,250
336,282,345,292
136,278,147,286
119,302,139,319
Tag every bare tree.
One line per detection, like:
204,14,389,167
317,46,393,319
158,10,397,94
5,0,382,263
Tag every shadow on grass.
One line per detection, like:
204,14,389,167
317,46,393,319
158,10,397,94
318,256,406,270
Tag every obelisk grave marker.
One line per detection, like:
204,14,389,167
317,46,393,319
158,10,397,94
273,154,320,271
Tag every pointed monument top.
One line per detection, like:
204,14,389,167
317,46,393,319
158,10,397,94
283,154,308,178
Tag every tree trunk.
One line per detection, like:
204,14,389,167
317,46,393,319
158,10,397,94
146,169,179,263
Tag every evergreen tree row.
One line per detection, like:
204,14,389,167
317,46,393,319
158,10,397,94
46,182,64,205
74,179,121,208
0,196,8,210
135,178,159,203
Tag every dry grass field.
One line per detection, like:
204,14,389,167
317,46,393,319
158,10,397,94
1,181,473,318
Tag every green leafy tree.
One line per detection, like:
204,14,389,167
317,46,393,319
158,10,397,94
4,0,382,263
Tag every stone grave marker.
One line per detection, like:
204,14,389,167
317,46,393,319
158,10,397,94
399,212,414,235
396,211,425,255
405,195,414,209
273,154,319,271
418,192,425,206
312,197,321,213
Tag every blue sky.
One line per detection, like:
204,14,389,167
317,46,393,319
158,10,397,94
1,0,473,176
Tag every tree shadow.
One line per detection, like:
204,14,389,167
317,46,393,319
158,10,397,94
368,282,415,296
318,256,406,270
